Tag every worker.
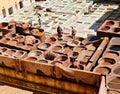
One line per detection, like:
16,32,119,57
35,8,39,15
71,26,77,40
57,25,63,40
37,13,41,17
38,16,41,27
28,19,32,27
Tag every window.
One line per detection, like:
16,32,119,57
8,7,13,15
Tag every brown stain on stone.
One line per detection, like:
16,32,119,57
108,77,120,90
52,46,62,51
26,57,37,61
113,67,120,75
94,67,111,74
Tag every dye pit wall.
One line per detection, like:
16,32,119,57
0,21,108,94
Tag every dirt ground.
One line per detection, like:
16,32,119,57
0,83,46,94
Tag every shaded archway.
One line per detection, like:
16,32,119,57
8,7,13,15
15,2,18,10
19,1,23,8
2,8,6,18
30,0,32,3
35,0,41,1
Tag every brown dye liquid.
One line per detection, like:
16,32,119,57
114,28,120,32
79,64,84,70
34,51,42,56
74,47,82,52
33,31,43,36
60,56,68,61
81,56,89,63
63,48,72,54
1,48,7,52
7,40,17,45
1,38,10,43
72,41,79,45
73,52,79,57
101,26,110,31
38,60,48,63
74,47,83,52
71,62,84,70
47,39,54,44
5,50,16,55
105,52,118,58
73,61,79,68
113,68,120,75
17,42,24,46
102,61,112,65
44,52,56,61
108,77,120,90
40,44,46,49
26,57,37,61
106,21,114,26
94,67,110,74
24,45,33,50
29,51,42,57
47,37,56,44
15,51,24,57
40,43,50,49
86,45,95,51
51,61,63,65
52,46,62,51
15,36,24,42
109,91,120,94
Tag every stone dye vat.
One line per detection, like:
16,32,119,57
0,21,109,94
97,20,120,39
95,37,120,93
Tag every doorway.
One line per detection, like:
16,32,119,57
30,0,32,3
8,7,13,15
19,1,23,8
35,0,41,1
2,8,6,18
15,3,18,10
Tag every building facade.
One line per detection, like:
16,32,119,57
0,0,35,20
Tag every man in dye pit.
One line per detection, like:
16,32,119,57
38,16,41,27
28,19,32,26
71,26,77,40
57,25,63,40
